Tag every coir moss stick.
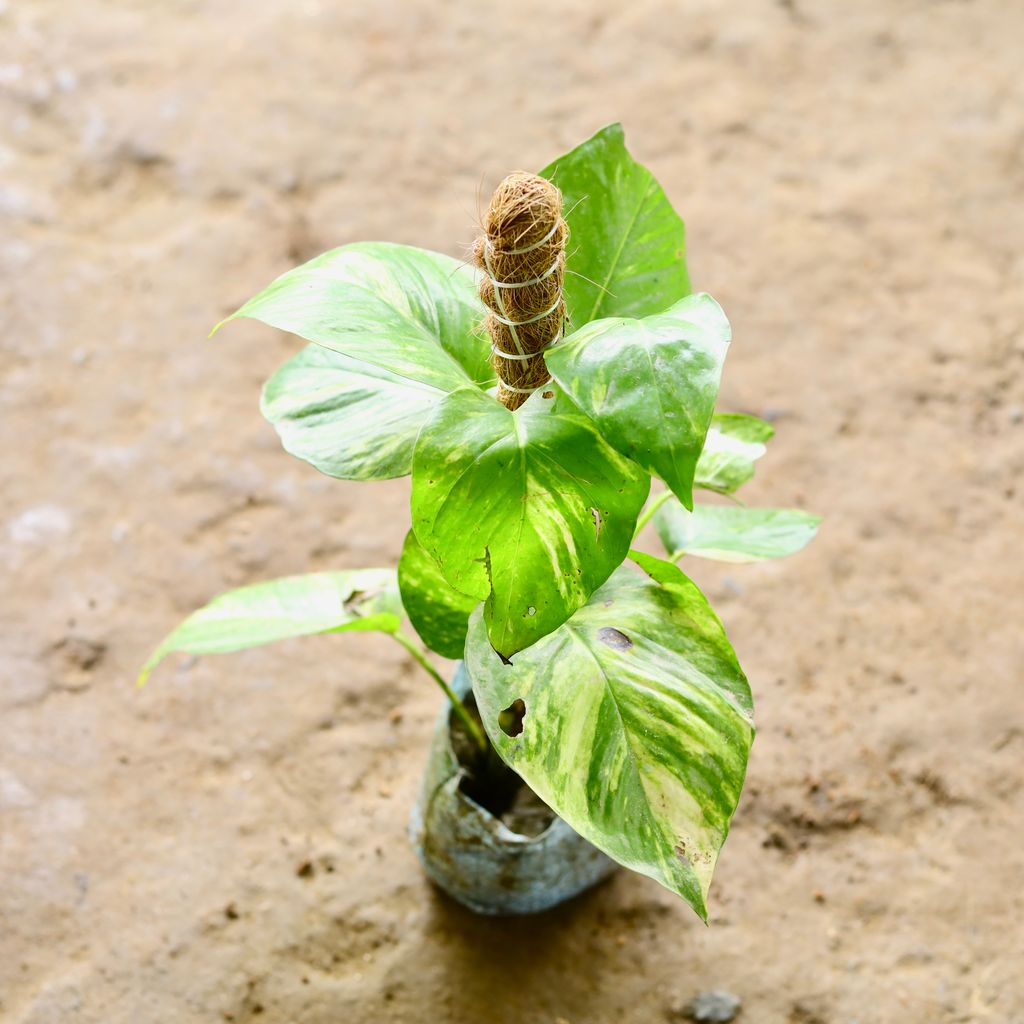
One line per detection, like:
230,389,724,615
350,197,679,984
472,172,567,410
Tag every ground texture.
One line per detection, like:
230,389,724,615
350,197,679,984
2,2,1022,1021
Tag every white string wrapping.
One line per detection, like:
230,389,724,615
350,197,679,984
500,380,554,395
486,254,562,289
486,218,560,256
491,326,563,361
482,242,525,356
489,292,562,328
484,217,566,397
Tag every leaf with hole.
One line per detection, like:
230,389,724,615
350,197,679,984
656,503,821,563
411,387,650,660
139,570,401,684
541,123,690,327
465,553,754,919
547,292,730,509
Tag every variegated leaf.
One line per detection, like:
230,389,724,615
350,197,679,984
217,241,491,389
465,553,754,919
139,569,401,684
541,123,691,327
411,387,649,660
547,293,730,509
261,344,445,480
695,413,774,494
656,502,821,563
398,530,478,659
216,242,495,480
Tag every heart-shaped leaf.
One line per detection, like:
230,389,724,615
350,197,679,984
541,123,690,327
398,530,478,659
656,502,821,563
217,241,492,393
465,553,754,919
695,413,774,495
261,345,445,480
547,293,730,509
412,387,649,660
139,570,401,684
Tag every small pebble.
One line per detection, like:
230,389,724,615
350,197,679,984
685,990,742,1022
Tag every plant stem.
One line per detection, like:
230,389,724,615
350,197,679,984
392,630,488,753
633,488,674,539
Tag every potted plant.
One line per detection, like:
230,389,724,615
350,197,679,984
141,124,818,919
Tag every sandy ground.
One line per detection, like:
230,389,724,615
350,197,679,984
2,1,1023,1021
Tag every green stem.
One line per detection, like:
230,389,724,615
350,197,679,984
633,488,674,540
392,630,488,753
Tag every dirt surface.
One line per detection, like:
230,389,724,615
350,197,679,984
2,2,1022,1021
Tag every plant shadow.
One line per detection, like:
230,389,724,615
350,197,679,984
413,872,622,1019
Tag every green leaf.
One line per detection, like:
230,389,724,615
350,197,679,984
694,413,774,494
655,503,821,563
547,293,730,509
411,387,649,660
216,241,493,393
260,344,447,480
540,123,690,328
465,556,754,918
397,530,478,659
139,569,401,684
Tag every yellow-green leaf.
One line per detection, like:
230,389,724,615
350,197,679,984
656,503,821,563
695,413,774,494
466,554,753,919
547,293,730,509
411,388,649,660
540,123,690,327
398,530,478,659
139,570,401,684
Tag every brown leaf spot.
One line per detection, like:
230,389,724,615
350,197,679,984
598,627,632,651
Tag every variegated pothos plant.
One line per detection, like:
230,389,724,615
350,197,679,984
142,124,819,920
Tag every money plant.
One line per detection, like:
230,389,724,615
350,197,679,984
142,124,819,920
